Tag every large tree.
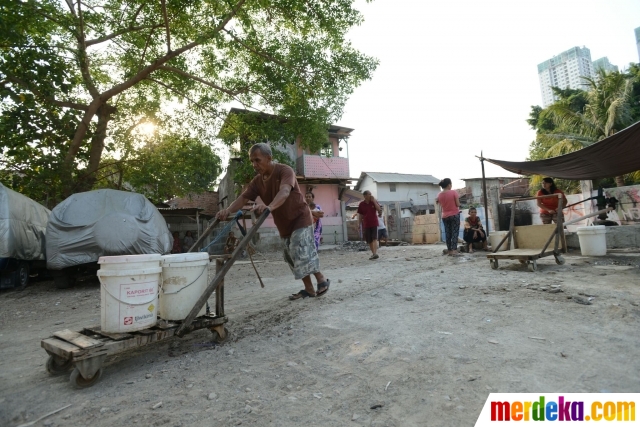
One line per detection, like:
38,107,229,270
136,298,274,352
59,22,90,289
0,0,377,203
526,87,589,194
527,67,639,191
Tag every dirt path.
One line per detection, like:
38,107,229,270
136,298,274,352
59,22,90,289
1,245,639,426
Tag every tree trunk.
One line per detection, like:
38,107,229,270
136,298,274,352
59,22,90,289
61,104,114,197
82,105,114,190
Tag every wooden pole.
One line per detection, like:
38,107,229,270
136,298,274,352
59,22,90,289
176,208,270,337
188,217,220,252
554,195,564,254
480,152,490,236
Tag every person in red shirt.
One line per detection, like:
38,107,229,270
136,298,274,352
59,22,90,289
216,143,330,300
536,177,568,224
171,232,182,254
435,178,461,256
357,191,381,260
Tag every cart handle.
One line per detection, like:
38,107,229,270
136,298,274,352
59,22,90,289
175,208,271,337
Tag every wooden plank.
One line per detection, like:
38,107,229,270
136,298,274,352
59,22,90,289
514,225,559,250
54,329,104,349
41,337,81,358
133,328,157,335
155,320,179,330
102,329,175,353
84,326,133,342
487,248,547,260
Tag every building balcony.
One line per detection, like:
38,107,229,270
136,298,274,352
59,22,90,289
296,155,350,179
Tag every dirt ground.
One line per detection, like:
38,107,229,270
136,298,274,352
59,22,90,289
1,243,639,427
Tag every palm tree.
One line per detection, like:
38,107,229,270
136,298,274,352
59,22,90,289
544,69,635,187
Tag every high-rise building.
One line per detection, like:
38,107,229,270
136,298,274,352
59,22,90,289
635,27,640,61
593,57,619,73
537,46,594,107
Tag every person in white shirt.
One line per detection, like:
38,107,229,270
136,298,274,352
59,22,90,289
377,207,387,247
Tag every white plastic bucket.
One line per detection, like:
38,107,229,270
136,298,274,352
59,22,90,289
98,254,163,270
576,225,607,256
159,252,210,321
97,266,162,333
489,231,511,252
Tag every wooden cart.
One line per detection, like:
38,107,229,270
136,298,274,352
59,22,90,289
487,195,566,272
41,209,269,388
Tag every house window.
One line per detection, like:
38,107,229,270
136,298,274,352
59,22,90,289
320,143,333,157
389,183,396,192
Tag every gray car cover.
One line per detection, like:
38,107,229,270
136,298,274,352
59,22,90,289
0,183,51,261
46,189,173,270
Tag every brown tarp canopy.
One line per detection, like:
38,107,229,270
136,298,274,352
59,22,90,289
483,120,640,179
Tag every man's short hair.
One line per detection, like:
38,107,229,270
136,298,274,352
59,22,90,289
249,143,272,157
363,190,371,196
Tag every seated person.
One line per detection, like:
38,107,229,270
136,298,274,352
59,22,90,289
182,230,195,252
171,231,182,254
224,231,238,254
463,207,488,253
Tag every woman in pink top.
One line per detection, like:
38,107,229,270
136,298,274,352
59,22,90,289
435,178,461,256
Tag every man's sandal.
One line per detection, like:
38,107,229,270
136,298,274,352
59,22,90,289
289,290,316,300
316,279,331,297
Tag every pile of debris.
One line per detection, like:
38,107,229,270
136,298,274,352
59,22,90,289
342,241,370,251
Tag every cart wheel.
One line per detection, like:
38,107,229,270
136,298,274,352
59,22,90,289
210,327,230,344
16,262,30,290
528,260,538,272
489,259,498,270
555,255,565,265
70,367,103,389
46,355,73,376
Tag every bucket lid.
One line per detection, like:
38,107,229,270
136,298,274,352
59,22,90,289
161,252,209,264
98,253,163,264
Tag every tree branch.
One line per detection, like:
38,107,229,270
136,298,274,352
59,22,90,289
99,0,248,101
161,0,171,53
223,29,293,70
146,78,223,116
64,0,248,174
4,74,89,111
129,2,147,27
85,24,164,47
64,0,77,16
158,66,247,96
73,0,100,98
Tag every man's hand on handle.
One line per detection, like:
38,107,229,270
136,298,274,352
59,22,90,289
252,203,270,215
216,208,230,220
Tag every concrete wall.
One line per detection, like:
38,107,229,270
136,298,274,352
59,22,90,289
601,185,640,225
565,224,640,249
463,178,522,205
358,176,440,206
217,158,241,208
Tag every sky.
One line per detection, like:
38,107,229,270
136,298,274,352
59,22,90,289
336,0,640,189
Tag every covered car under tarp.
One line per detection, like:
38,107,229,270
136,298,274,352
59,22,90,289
46,189,173,270
0,183,50,263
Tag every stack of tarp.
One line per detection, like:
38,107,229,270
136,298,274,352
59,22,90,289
0,183,50,265
46,189,173,270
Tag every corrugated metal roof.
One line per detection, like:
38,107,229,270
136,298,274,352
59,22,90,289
355,172,440,190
